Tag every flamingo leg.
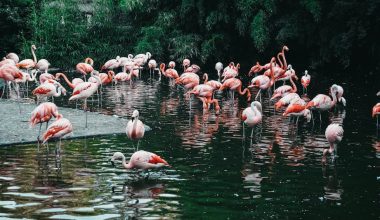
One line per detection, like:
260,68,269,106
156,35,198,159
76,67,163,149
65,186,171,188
15,83,21,113
136,140,140,151
255,89,261,101
37,123,42,141
242,123,245,138
250,127,254,139
1,81,6,98
319,112,322,124
296,116,299,125
85,98,88,129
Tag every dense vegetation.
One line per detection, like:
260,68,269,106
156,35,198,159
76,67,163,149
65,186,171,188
1,0,379,77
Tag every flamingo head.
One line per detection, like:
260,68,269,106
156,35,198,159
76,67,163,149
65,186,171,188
304,109,312,122
131,110,139,120
169,61,175,68
110,152,124,167
304,70,308,76
283,45,289,51
31,45,37,50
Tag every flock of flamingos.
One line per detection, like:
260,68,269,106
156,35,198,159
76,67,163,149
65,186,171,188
0,45,379,174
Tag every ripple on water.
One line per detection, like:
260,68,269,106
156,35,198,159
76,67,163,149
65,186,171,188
49,214,121,220
2,192,53,199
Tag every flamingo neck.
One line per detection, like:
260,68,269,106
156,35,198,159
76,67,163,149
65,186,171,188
281,48,287,70
55,86,62,97
290,75,297,93
330,88,338,107
57,73,75,89
119,154,132,169
31,46,37,64
277,52,283,69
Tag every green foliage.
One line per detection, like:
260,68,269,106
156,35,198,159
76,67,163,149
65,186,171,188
0,0,378,73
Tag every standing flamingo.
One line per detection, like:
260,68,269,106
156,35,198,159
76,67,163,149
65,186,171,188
372,103,380,127
301,70,310,94
187,80,221,114
221,62,239,82
29,102,59,140
36,59,50,73
0,64,24,111
322,123,344,164
215,62,223,81
68,76,100,128
160,63,179,85
306,84,339,123
126,110,145,150
283,103,311,124
332,84,346,107
270,72,298,100
32,81,67,103
219,78,251,102
76,57,94,81
101,56,120,71
5,52,19,64
249,57,276,102
17,45,37,72
274,93,301,110
110,151,170,171
241,101,262,138
148,59,158,77
42,114,73,154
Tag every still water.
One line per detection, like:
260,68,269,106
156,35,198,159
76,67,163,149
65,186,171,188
0,70,379,219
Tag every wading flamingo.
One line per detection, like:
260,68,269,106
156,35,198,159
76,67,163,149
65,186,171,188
29,102,59,140
301,70,310,94
241,101,262,138
160,63,179,84
219,77,251,102
110,151,170,171
101,56,120,71
322,123,344,164
306,84,339,123
42,114,73,154
32,81,66,103
187,77,221,114
283,103,312,124
270,71,298,100
331,84,346,107
249,57,276,102
126,110,145,150
215,62,223,81
148,59,158,77
76,57,94,81
274,93,301,110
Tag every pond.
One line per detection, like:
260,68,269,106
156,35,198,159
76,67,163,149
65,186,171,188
0,69,379,219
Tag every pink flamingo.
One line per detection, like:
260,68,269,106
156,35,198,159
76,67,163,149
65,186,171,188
134,52,151,65
175,72,199,90
98,70,115,86
219,78,251,102
306,84,339,122
373,103,380,127
101,56,120,71
203,73,222,90
187,78,221,114
42,114,73,155
32,81,66,103
55,72,84,89
0,64,24,101
182,58,190,71
36,59,50,73
5,52,19,64
148,59,158,77
0,59,16,68
270,71,298,100
115,70,130,83
249,57,276,102
76,57,94,81
160,63,179,85
241,101,262,138
110,151,170,171
68,76,100,128
274,93,301,110
17,45,37,71
283,103,311,124
126,110,145,150
332,84,346,107
29,102,59,139
215,62,223,81
322,123,344,164
39,72,55,84
221,62,239,82
301,70,310,94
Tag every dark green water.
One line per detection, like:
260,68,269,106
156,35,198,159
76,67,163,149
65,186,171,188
0,70,379,219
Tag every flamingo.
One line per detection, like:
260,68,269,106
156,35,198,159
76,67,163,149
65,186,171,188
249,57,276,102
42,114,73,154
215,62,223,81
76,57,94,81
332,84,346,107
306,84,339,123
322,123,344,164
68,74,100,128
118,54,134,72
15,70,38,97
16,45,37,72
134,52,151,65
148,59,158,77
101,56,121,71
372,103,380,127
39,72,55,84
175,72,199,90
168,61,176,69
276,45,289,71
283,103,312,124
35,59,50,73
115,69,130,83
301,70,311,94
203,73,222,90
182,58,190,71
274,93,301,110
126,110,145,150
5,52,19,64
185,64,201,75
187,79,221,114
270,71,298,100
241,101,262,138
221,62,239,82
0,59,16,68
110,151,170,171
29,102,59,140
0,64,24,111
275,64,296,86
160,63,178,85
55,72,84,89
99,70,115,86
32,81,67,103
219,78,251,102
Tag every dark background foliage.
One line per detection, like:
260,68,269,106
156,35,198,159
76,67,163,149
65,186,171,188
1,0,379,82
